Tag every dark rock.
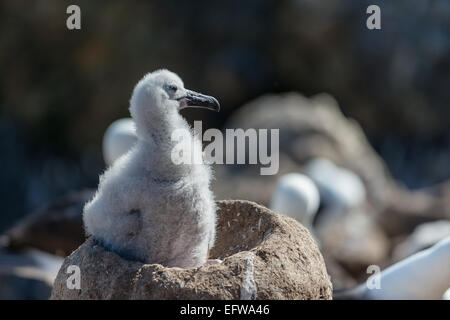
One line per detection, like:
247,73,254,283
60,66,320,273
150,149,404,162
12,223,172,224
322,253,357,291
316,207,390,275
2,190,93,256
0,249,63,300
380,185,450,237
218,92,450,241
220,93,395,209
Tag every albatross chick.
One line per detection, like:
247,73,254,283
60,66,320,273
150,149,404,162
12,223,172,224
83,69,220,268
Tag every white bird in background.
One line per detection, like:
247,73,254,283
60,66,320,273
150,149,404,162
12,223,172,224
392,220,450,261
304,157,366,211
444,288,450,300
270,173,320,232
336,236,450,300
83,69,220,268
103,118,137,166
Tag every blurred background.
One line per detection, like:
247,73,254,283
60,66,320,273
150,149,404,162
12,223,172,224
0,0,449,299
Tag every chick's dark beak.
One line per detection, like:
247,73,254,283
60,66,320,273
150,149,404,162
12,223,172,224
179,90,220,112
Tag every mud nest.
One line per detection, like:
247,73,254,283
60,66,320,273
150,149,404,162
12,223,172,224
51,200,332,299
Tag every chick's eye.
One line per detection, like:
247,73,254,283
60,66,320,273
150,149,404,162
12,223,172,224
167,85,178,92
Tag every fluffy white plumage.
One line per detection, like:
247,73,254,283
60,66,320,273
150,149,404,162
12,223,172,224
270,173,320,230
83,69,219,268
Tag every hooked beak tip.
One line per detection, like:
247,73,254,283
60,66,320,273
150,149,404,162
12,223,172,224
181,89,220,112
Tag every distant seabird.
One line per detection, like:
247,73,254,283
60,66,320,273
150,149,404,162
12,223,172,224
335,236,450,299
304,157,366,211
444,288,450,300
102,118,137,166
270,173,320,232
83,69,220,268
392,220,450,261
